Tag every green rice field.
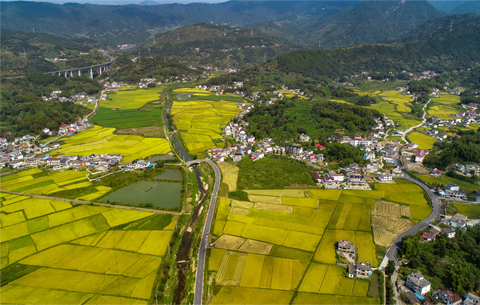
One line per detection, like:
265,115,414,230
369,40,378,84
91,87,165,129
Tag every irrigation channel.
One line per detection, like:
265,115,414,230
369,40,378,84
164,98,208,304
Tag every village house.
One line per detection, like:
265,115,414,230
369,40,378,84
337,240,356,260
406,273,431,295
378,173,393,182
414,149,427,163
354,262,372,278
431,168,441,176
311,172,322,184
328,171,344,182
324,176,339,188
450,213,468,229
436,290,462,305
299,133,310,142
464,293,480,305
441,227,456,238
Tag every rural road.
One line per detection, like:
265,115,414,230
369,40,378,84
0,190,182,216
401,99,430,144
194,159,221,305
385,174,441,266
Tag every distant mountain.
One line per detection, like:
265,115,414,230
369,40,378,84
134,23,301,69
452,1,480,15
138,0,159,5
1,30,110,76
254,0,444,49
0,1,356,45
303,0,444,49
390,13,480,43
211,15,480,85
428,1,467,13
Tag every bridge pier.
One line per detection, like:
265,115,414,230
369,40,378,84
89,68,93,79
78,70,81,77
70,71,74,77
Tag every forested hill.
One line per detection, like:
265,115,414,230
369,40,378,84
304,0,443,49
389,13,480,43
210,16,480,85
255,0,443,50
452,1,480,15
1,30,110,76
0,1,355,45
134,24,299,69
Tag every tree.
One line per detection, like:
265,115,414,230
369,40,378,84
387,260,396,275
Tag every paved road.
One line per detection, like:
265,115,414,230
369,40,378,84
386,174,441,265
1,190,182,216
194,159,221,305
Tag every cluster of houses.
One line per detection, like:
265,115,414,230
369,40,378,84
436,183,468,200
398,272,480,305
41,91,99,104
453,163,480,177
337,240,372,278
311,163,402,189
0,118,92,168
42,119,92,137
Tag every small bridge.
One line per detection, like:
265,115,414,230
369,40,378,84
186,159,204,166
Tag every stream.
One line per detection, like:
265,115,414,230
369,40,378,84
165,98,207,304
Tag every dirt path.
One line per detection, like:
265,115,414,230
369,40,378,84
401,99,430,144
0,190,182,216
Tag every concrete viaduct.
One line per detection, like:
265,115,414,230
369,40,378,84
45,61,113,79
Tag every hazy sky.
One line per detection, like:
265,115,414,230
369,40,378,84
4,0,229,4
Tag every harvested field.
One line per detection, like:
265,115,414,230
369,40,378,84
218,163,239,192
238,239,273,255
214,234,246,250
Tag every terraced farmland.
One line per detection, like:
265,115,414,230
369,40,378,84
54,125,170,162
171,89,244,157
207,178,432,304
356,89,422,129
0,191,178,304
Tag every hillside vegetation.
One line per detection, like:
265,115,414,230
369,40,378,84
0,1,355,45
210,16,480,88
257,0,443,49
0,74,101,139
135,24,299,69
1,30,109,76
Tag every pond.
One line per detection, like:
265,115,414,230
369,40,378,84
101,181,182,208
154,168,183,181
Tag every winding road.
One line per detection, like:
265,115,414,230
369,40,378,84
194,159,221,305
386,174,441,265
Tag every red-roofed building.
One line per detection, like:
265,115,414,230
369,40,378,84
315,144,324,149
415,149,426,163
437,289,462,305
